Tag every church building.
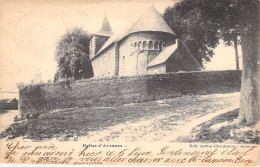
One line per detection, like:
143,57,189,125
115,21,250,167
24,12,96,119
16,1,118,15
89,5,201,78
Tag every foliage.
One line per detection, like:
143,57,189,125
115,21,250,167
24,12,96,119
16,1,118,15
163,0,220,66
54,27,93,82
0,98,9,103
163,0,258,67
19,83,46,98
164,0,259,124
19,83,47,119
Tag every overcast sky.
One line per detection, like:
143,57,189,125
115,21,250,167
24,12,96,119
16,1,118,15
0,0,241,99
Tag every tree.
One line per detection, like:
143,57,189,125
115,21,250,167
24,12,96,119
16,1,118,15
164,0,259,125
0,99,9,103
197,0,259,125
163,0,244,69
163,0,220,66
220,24,241,70
201,0,241,70
54,27,93,82
234,0,259,125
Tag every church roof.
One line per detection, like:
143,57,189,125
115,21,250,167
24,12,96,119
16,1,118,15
148,40,201,69
96,13,114,37
8,98,18,103
95,5,176,56
147,44,178,67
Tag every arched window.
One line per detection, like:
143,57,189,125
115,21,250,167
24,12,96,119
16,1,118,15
162,43,165,49
154,41,159,50
138,41,142,50
159,41,162,50
143,41,147,50
148,41,153,50
134,42,138,51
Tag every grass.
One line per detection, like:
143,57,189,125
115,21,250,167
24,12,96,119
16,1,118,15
180,109,260,144
0,110,9,115
0,93,241,142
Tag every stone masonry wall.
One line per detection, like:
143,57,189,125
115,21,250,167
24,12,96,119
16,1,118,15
19,70,241,118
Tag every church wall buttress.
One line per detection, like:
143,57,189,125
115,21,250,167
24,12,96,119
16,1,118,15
114,42,119,76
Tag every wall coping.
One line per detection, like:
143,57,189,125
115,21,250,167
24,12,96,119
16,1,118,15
21,70,242,89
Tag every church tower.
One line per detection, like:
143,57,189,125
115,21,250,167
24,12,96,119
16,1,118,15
89,13,114,60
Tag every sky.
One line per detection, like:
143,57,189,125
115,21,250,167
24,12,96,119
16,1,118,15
0,0,242,99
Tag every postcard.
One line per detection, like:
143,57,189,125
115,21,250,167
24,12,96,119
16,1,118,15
0,0,259,166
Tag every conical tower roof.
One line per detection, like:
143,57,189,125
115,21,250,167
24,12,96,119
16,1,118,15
128,4,175,35
96,5,175,56
96,13,114,37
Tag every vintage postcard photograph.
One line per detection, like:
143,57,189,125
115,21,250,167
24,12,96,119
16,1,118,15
0,0,259,166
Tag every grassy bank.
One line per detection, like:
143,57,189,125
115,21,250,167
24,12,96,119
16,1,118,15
1,93,254,143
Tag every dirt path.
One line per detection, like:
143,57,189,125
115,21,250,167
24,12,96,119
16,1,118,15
0,110,19,133
77,92,240,142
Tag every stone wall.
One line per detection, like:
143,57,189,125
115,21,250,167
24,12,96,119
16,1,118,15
0,102,18,110
19,70,241,118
